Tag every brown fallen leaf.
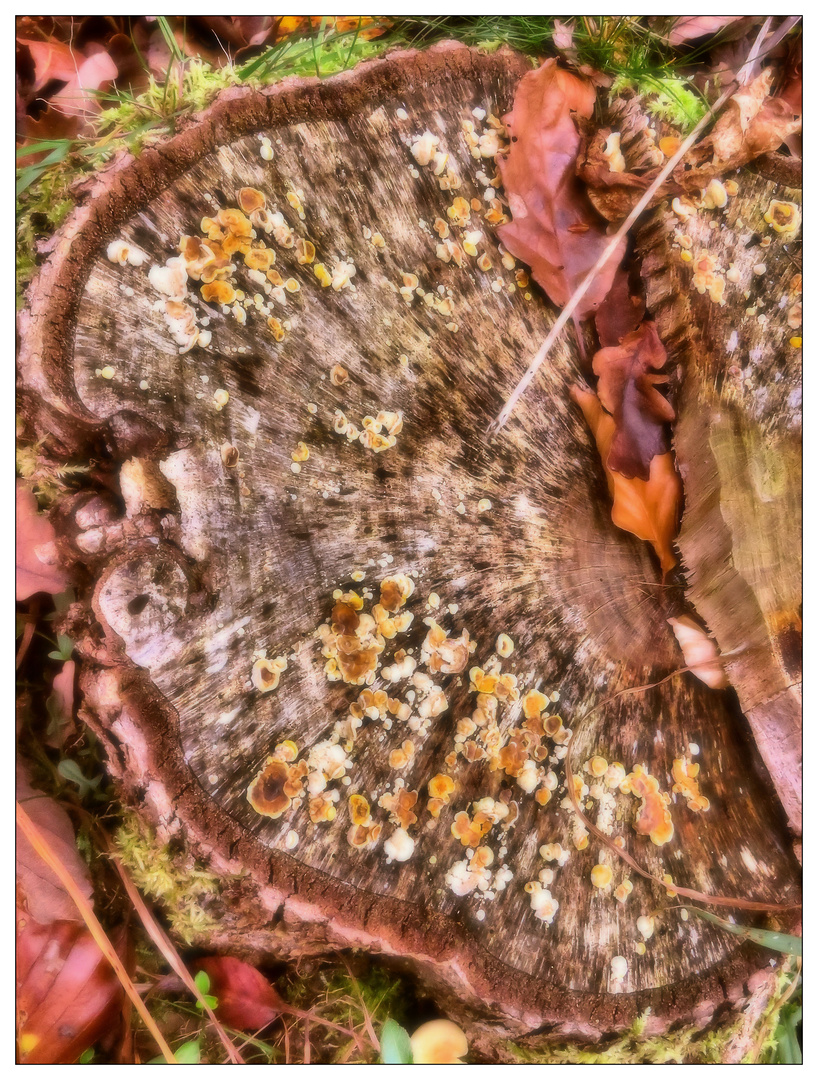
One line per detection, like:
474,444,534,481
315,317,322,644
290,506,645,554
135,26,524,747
679,68,801,189
572,387,681,574
667,615,729,689
498,58,626,317
45,660,77,749
664,16,744,46
16,36,80,90
194,956,285,1033
592,321,674,480
16,763,93,924
594,265,645,347
16,912,123,1065
16,482,69,601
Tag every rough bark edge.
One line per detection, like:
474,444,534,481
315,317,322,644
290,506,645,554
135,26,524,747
636,209,803,837
17,40,533,457
80,658,789,1039
19,42,792,1037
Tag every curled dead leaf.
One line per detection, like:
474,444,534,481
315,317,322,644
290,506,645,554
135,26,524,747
668,615,729,689
663,16,744,46
572,387,681,574
578,68,801,219
592,321,675,480
498,58,626,317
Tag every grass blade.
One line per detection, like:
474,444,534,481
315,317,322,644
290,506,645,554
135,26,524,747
110,851,245,1064
687,908,802,955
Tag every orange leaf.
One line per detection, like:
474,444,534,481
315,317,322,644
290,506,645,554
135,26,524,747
572,387,681,573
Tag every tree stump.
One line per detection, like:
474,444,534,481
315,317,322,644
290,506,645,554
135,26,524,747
19,43,801,1047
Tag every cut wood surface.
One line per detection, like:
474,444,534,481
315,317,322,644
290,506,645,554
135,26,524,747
19,43,801,1039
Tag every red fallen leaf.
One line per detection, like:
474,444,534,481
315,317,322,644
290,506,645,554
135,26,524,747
195,956,286,1033
594,266,645,347
498,58,626,318
16,911,123,1064
16,482,69,601
16,764,93,924
592,322,674,481
571,387,681,574
664,16,743,46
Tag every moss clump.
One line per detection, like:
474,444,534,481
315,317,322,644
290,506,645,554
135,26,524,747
505,1008,747,1065
745,960,802,1064
114,812,226,945
610,73,707,131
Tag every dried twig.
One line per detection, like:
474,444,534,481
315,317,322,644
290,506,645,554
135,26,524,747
341,955,381,1052
110,851,246,1064
489,16,799,434
16,801,178,1065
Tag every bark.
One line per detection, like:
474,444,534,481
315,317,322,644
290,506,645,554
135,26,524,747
638,164,802,836
18,42,800,1044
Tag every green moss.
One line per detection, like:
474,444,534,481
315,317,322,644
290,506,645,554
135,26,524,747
281,960,407,1064
114,812,226,945
745,961,802,1064
505,962,800,1066
610,73,707,131
506,1008,747,1065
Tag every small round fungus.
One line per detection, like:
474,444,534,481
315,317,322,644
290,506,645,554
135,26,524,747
410,1020,468,1065
610,956,628,980
590,863,613,889
496,633,514,658
384,827,415,862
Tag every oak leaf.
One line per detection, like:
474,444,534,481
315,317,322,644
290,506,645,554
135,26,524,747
498,58,626,317
572,387,681,574
594,266,646,347
592,322,674,480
